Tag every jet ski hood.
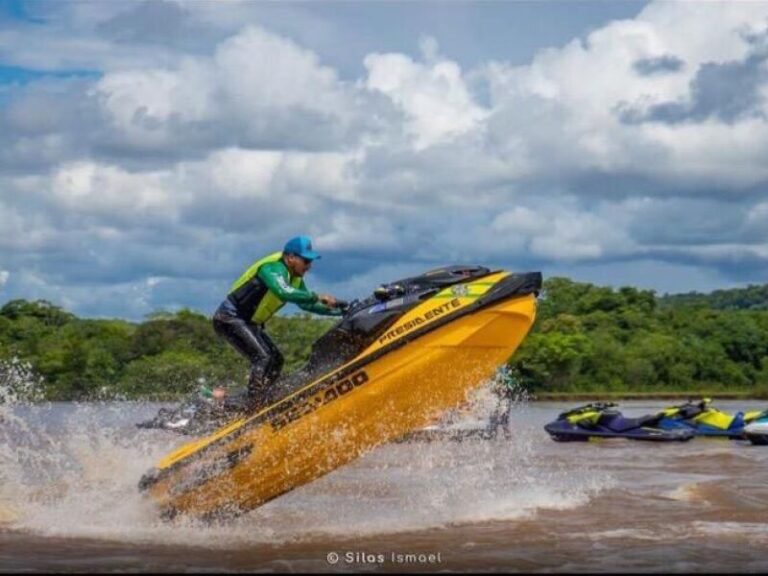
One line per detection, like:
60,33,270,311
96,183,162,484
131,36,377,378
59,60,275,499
293,266,541,383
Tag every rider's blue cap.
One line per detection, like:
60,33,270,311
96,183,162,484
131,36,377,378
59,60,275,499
283,235,321,260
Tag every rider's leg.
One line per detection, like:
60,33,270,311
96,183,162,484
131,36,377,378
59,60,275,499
247,330,284,396
213,310,282,407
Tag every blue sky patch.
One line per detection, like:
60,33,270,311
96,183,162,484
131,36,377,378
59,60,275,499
0,0,44,23
0,65,101,85
633,55,685,76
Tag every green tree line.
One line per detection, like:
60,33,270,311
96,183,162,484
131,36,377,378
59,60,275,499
659,283,768,310
1,276,767,401
0,299,333,401
508,278,768,395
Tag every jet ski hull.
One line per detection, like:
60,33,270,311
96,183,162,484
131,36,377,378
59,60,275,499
657,419,748,439
140,271,539,520
544,420,695,442
744,420,768,445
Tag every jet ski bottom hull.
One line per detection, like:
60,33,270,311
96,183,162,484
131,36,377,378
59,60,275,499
744,421,768,446
658,419,749,439
545,421,695,442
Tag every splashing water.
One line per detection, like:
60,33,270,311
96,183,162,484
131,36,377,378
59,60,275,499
0,372,613,548
1,358,47,523
0,357,45,405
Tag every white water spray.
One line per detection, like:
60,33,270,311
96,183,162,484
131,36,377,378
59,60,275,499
0,369,612,547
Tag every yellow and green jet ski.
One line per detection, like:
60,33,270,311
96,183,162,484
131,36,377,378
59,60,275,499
544,402,695,442
657,398,768,439
138,265,541,520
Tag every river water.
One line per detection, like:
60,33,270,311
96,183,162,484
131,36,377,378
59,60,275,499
1,394,767,573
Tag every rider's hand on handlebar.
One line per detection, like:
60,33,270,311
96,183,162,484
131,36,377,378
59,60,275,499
318,294,338,308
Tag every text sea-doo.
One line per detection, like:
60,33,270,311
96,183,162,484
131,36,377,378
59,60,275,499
544,403,695,442
657,398,768,439
139,266,541,520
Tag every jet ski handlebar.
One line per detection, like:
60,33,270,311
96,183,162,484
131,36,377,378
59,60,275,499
558,402,618,419
334,299,351,311
374,284,406,301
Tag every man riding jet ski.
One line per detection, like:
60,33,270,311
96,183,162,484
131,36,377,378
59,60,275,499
138,265,541,520
656,398,768,439
544,402,695,442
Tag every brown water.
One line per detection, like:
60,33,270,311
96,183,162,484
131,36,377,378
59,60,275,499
1,396,767,573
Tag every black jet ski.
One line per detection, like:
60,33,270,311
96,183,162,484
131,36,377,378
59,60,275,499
136,387,255,436
544,402,695,442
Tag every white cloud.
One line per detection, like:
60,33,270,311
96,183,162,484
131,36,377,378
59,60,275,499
636,1,766,65
745,202,768,239
481,2,768,184
214,26,345,115
315,212,402,252
0,191,56,251
93,61,214,147
91,25,359,152
364,42,489,150
183,147,356,201
50,162,175,222
491,200,635,261
174,147,360,229
2,1,768,318
0,271,9,289
643,120,768,188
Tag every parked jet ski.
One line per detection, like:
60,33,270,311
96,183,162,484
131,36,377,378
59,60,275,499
139,265,541,520
544,402,695,442
137,387,254,437
656,398,768,439
744,418,768,445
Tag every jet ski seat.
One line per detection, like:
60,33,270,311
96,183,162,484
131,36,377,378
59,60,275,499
599,412,663,432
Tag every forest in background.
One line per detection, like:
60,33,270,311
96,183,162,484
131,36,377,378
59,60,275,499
1,278,767,401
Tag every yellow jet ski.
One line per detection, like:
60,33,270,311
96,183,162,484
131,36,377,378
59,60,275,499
138,265,541,521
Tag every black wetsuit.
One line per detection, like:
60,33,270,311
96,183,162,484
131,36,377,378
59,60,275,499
212,253,340,404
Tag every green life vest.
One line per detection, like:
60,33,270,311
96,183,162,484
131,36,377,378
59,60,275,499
228,252,303,324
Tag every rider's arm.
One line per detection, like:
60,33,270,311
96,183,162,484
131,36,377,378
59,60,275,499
296,277,343,316
257,262,319,305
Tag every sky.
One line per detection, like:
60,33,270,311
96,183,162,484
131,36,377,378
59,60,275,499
1,0,767,320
